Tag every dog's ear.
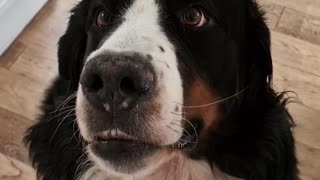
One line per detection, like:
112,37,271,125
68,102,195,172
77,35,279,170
58,1,89,81
247,1,273,91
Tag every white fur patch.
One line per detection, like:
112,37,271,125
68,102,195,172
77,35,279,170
79,0,183,146
76,87,92,142
76,0,188,177
79,152,242,180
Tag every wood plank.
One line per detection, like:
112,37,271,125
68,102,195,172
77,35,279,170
0,41,26,69
271,32,320,111
276,8,320,46
0,0,75,73
18,0,73,47
259,0,320,18
273,62,320,112
0,153,35,180
0,107,34,164
261,3,284,30
5,0,66,89
271,31,320,77
289,104,320,149
9,46,58,85
0,68,46,120
296,141,320,180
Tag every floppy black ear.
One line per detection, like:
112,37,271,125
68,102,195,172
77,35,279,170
58,1,89,81
247,1,273,91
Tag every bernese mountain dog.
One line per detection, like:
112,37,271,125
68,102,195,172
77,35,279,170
25,0,299,179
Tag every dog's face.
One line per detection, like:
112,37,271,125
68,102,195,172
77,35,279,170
58,0,271,177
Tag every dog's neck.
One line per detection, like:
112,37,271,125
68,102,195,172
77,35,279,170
148,153,215,180
79,153,240,180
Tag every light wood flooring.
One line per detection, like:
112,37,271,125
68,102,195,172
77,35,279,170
0,0,319,179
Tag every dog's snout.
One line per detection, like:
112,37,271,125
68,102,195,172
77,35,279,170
80,52,155,111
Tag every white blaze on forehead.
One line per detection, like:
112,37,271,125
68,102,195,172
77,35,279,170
89,0,176,68
99,0,163,51
86,0,184,145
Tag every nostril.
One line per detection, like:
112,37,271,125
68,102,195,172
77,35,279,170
82,73,104,92
119,77,137,95
119,71,155,97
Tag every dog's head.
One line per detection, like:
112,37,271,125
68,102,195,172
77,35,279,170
58,0,272,177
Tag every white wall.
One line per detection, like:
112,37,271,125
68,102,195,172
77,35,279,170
0,0,48,55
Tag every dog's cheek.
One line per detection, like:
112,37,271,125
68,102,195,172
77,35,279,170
76,87,93,141
184,77,220,130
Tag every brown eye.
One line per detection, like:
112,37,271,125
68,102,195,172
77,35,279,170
181,8,207,27
96,10,108,28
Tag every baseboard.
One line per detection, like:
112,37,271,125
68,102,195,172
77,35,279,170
0,0,48,55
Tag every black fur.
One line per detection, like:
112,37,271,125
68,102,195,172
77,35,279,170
25,0,299,179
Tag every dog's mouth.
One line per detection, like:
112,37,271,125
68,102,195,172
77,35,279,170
87,120,200,151
83,120,201,174
92,132,197,150
94,129,140,144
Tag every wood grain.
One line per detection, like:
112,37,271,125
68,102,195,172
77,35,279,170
0,41,26,69
262,3,284,30
277,8,320,46
290,104,320,179
0,67,45,120
271,32,320,112
0,107,34,164
19,0,72,47
259,0,320,17
296,141,320,180
0,153,36,180
271,31,320,77
273,62,320,112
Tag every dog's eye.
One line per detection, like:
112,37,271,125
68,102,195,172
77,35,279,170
181,8,207,28
96,10,108,28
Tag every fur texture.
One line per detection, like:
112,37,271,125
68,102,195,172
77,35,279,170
25,0,299,179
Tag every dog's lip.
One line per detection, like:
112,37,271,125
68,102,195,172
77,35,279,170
84,119,200,150
88,129,160,147
87,129,177,148
93,129,138,142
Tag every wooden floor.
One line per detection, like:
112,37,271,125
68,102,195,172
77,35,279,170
0,0,319,179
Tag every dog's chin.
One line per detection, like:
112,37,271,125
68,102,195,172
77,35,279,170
87,141,177,177
90,140,159,172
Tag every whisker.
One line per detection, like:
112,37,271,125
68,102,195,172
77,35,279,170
166,121,198,144
167,125,183,134
74,153,91,179
69,121,80,144
166,135,197,144
50,109,76,142
57,93,77,120
170,111,189,117
49,105,75,115
173,118,199,150
46,108,76,123
169,122,192,138
57,108,76,122
174,87,248,109
51,92,77,114
164,130,198,144
166,125,194,142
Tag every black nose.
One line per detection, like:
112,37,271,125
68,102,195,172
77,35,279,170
80,52,155,111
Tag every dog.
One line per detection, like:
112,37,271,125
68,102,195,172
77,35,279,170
25,0,299,179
